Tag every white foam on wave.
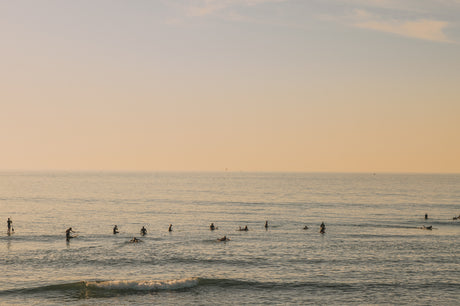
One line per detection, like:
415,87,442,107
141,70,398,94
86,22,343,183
86,277,199,291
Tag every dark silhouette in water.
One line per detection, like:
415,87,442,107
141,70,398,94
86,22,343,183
140,226,147,236
7,218,13,233
168,224,173,232
239,226,248,231
113,225,119,234
218,236,230,241
210,223,215,230
303,225,309,230
265,221,268,229
66,227,75,240
130,237,141,243
320,222,326,234
425,213,428,220
420,225,433,230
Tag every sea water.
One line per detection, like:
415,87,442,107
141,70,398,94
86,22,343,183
0,172,459,305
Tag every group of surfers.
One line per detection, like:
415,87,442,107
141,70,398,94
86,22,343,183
126,221,327,243
65,221,327,243
6,214,450,242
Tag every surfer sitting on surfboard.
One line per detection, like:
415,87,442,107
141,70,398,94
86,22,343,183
113,225,119,234
140,226,147,236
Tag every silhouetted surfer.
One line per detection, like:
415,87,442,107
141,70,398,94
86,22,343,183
113,225,119,234
140,226,147,236
7,217,13,233
303,225,309,230
210,223,215,230
265,221,268,229
66,227,75,240
425,213,428,220
217,236,230,241
168,224,173,232
130,237,140,243
320,222,326,234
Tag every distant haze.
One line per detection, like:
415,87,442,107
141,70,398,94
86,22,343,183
1,1,459,173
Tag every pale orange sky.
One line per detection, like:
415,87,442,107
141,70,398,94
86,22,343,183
1,1,459,173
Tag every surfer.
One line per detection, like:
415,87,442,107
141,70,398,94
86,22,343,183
130,237,140,243
65,227,75,240
239,226,248,231
210,223,215,230
425,213,428,220
7,217,13,233
168,224,173,232
421,225,433,230
113,225,119,234
320,222,326,234
303,225,309,230
264,221,268,229
140,226,147,236
217,236,230,242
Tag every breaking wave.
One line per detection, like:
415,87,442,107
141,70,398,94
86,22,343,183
86,277,199,290
2,277,459,300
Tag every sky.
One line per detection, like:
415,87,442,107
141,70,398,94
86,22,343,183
1,0,459,173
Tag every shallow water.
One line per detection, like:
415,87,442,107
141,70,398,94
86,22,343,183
1,172,459,305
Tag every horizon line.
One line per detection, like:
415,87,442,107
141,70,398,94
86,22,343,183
1,169,459,175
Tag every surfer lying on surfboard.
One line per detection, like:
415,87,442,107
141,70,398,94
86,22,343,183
217,236,230,241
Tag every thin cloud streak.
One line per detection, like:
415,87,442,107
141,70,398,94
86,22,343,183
322,7,454,43
184,0,288,17
167,0,457,43
326,0,458,42
355,18,451,43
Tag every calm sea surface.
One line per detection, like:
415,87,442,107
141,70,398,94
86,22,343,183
1,172,459,305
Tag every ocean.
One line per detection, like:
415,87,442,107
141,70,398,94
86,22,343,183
1,172,459,305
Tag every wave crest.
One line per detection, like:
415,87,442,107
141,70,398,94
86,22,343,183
86,277,199,291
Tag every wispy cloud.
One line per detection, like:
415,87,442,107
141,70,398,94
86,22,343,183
355,18,450,42
348,9,452,42
166,0,458,43
323,1,456,43
181,0,288,17
163,0,291,27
